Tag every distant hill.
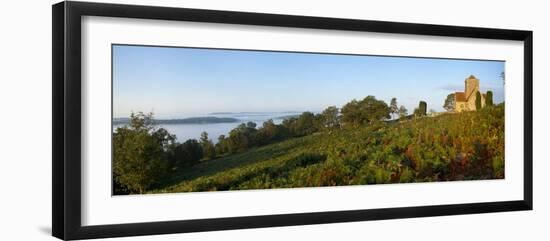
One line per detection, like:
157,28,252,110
209,111,303,115
274,114,301,120
113,116,239,125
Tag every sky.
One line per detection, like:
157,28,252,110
113,45,505,119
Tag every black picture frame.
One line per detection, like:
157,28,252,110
52,1,533,240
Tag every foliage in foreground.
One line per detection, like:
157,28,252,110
152,104,504,193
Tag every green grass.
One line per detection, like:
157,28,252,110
150,104,504,194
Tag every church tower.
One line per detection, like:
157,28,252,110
454,74,486,112
465,75,480,98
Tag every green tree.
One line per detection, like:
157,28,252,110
443,93,456,112
169,139,203,169
341,96,391,126
415,101,427,117
398,105,408,120
321,106,340,130
475,91,482,110
294,112,318,136
151,128,176,149
390,98,398,119
280,112,321,137
246,121,257,129
215,135,228,154
113,112,173,194
281,117,297,136
200,132,216,160
227,122,258,152
485,91,494,106
256,119,284,145
199,131,208,143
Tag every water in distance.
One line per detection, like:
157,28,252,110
113,111,303,143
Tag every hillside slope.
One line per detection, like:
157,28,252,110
152,104,504,193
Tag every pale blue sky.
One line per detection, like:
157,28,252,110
113,45,504,118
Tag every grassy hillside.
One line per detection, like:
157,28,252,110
151,104,504,193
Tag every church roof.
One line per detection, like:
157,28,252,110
467,74,478,79
455,92,466,102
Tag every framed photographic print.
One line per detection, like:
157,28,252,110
52,1,533,240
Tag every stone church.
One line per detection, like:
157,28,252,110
454,75,486,112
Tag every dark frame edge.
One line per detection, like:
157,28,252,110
71,201,529,240
67,1,531,40
52,1,66,240
523,31,533,210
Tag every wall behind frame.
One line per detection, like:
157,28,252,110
0,0,546,240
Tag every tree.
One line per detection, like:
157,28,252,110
199,131,208,143
246,121,257,129
415,101,427,117
485,91,494,106
475,91,482,110
321,106,340,130
341,96,391,126
151,128,176,149
398,105,408,120
215,135,228,154
113,112,173,194
294,112,318,136
226,122,258,152
390,98,398,119
443,93,456,112
169,139,203,169
256,119,284,145
199,132,216,160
